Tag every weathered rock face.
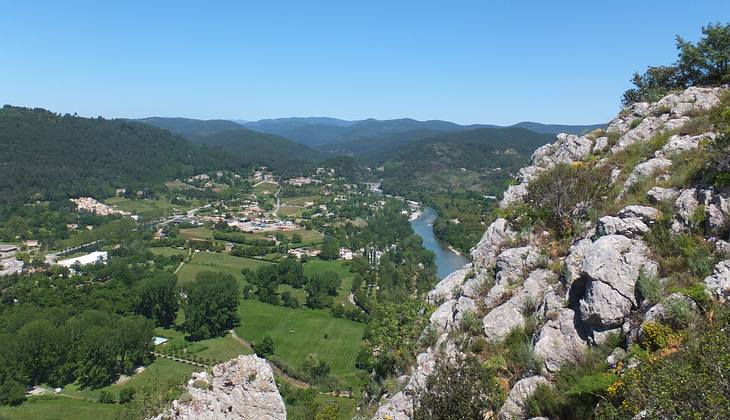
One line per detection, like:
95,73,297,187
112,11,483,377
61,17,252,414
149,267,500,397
622,158,673,194
373,85,729,420
534,307,587,374
497,376,549,420
155,355,286,420
427,268,469,305
482,269,556,342
575,235,658,329
704,260,730,302
471,218,515,270
647,186,679,204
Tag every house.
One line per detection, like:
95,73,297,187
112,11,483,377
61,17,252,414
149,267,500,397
0,244,18,259
339,248,354,260
58,251,108,268
24,240,39,248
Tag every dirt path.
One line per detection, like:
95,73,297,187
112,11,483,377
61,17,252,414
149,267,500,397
174,248,192,274
229,330,310,389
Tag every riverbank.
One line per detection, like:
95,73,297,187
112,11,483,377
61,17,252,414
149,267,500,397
410,207,469,279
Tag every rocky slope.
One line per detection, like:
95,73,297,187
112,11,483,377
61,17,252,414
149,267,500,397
374,86,730,419
154,355,286,420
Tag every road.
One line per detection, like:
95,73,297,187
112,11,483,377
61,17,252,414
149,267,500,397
272,188,281,216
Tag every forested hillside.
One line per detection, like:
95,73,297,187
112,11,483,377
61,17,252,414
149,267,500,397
187,128,321,176
138,117,323,175
0,106,230,205
136,117,241,137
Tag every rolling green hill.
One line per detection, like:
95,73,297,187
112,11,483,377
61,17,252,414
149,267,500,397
188,128,321,175
0,106,231,205
380,127,553,197
136,117,242,137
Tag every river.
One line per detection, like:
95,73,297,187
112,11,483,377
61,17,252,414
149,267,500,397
410,207,470,280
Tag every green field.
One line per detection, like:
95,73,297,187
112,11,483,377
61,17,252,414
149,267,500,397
104,196,194,219
0,396,121,420
235,300,365,390
178,226,215,240
303,260,356,307
281,196,318,206
176,251,272,285
277,205,304,218
58,358,195,402
156,327,252,362
150,247,187,257
253,181,278,194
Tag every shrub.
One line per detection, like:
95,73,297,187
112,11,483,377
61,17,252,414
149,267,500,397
118,387,136,404
636,269,663,304
98,389,116,404
414,353,504,420
525,163,612,238
641,322,673,351
254,335,275,356
524,348,615,419
460,310,482,336
599,308,730,418
663,299,695,329
503,327,541,378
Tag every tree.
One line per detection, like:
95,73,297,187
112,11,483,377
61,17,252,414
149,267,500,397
319,237,340,260
183,272,240,340
254,335,275,356
414,354,504,420
0,380,26,406
623,22,730,105
134,273,179,327
301,353,330,381
305,272,340,309
292,233,302,243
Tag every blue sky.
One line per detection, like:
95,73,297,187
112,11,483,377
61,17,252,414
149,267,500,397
0,1,728,125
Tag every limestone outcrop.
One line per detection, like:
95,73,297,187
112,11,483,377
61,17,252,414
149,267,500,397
155,355,286,420
373,85,729,420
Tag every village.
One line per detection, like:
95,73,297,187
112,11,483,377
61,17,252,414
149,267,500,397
0,165,419,277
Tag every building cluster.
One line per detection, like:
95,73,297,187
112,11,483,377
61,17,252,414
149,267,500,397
72,197,130,216
287,247,321,259
252,169,274,183
284,176,322,186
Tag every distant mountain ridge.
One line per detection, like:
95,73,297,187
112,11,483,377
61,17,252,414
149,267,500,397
137,117,321,175
238,117,605,149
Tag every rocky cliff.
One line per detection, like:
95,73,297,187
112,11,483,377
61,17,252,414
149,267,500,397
154,355,286,420
374,86,730,419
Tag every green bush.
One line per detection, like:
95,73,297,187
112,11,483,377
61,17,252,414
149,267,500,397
524,163,612,238
636,269,663,304
118,387,136,404
0,380,26,406
98,389,116,404
641,322,673,351
524,347,614,419
254,335,275,356
600,308,730,418
414,354,504,420
663,299,695,329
